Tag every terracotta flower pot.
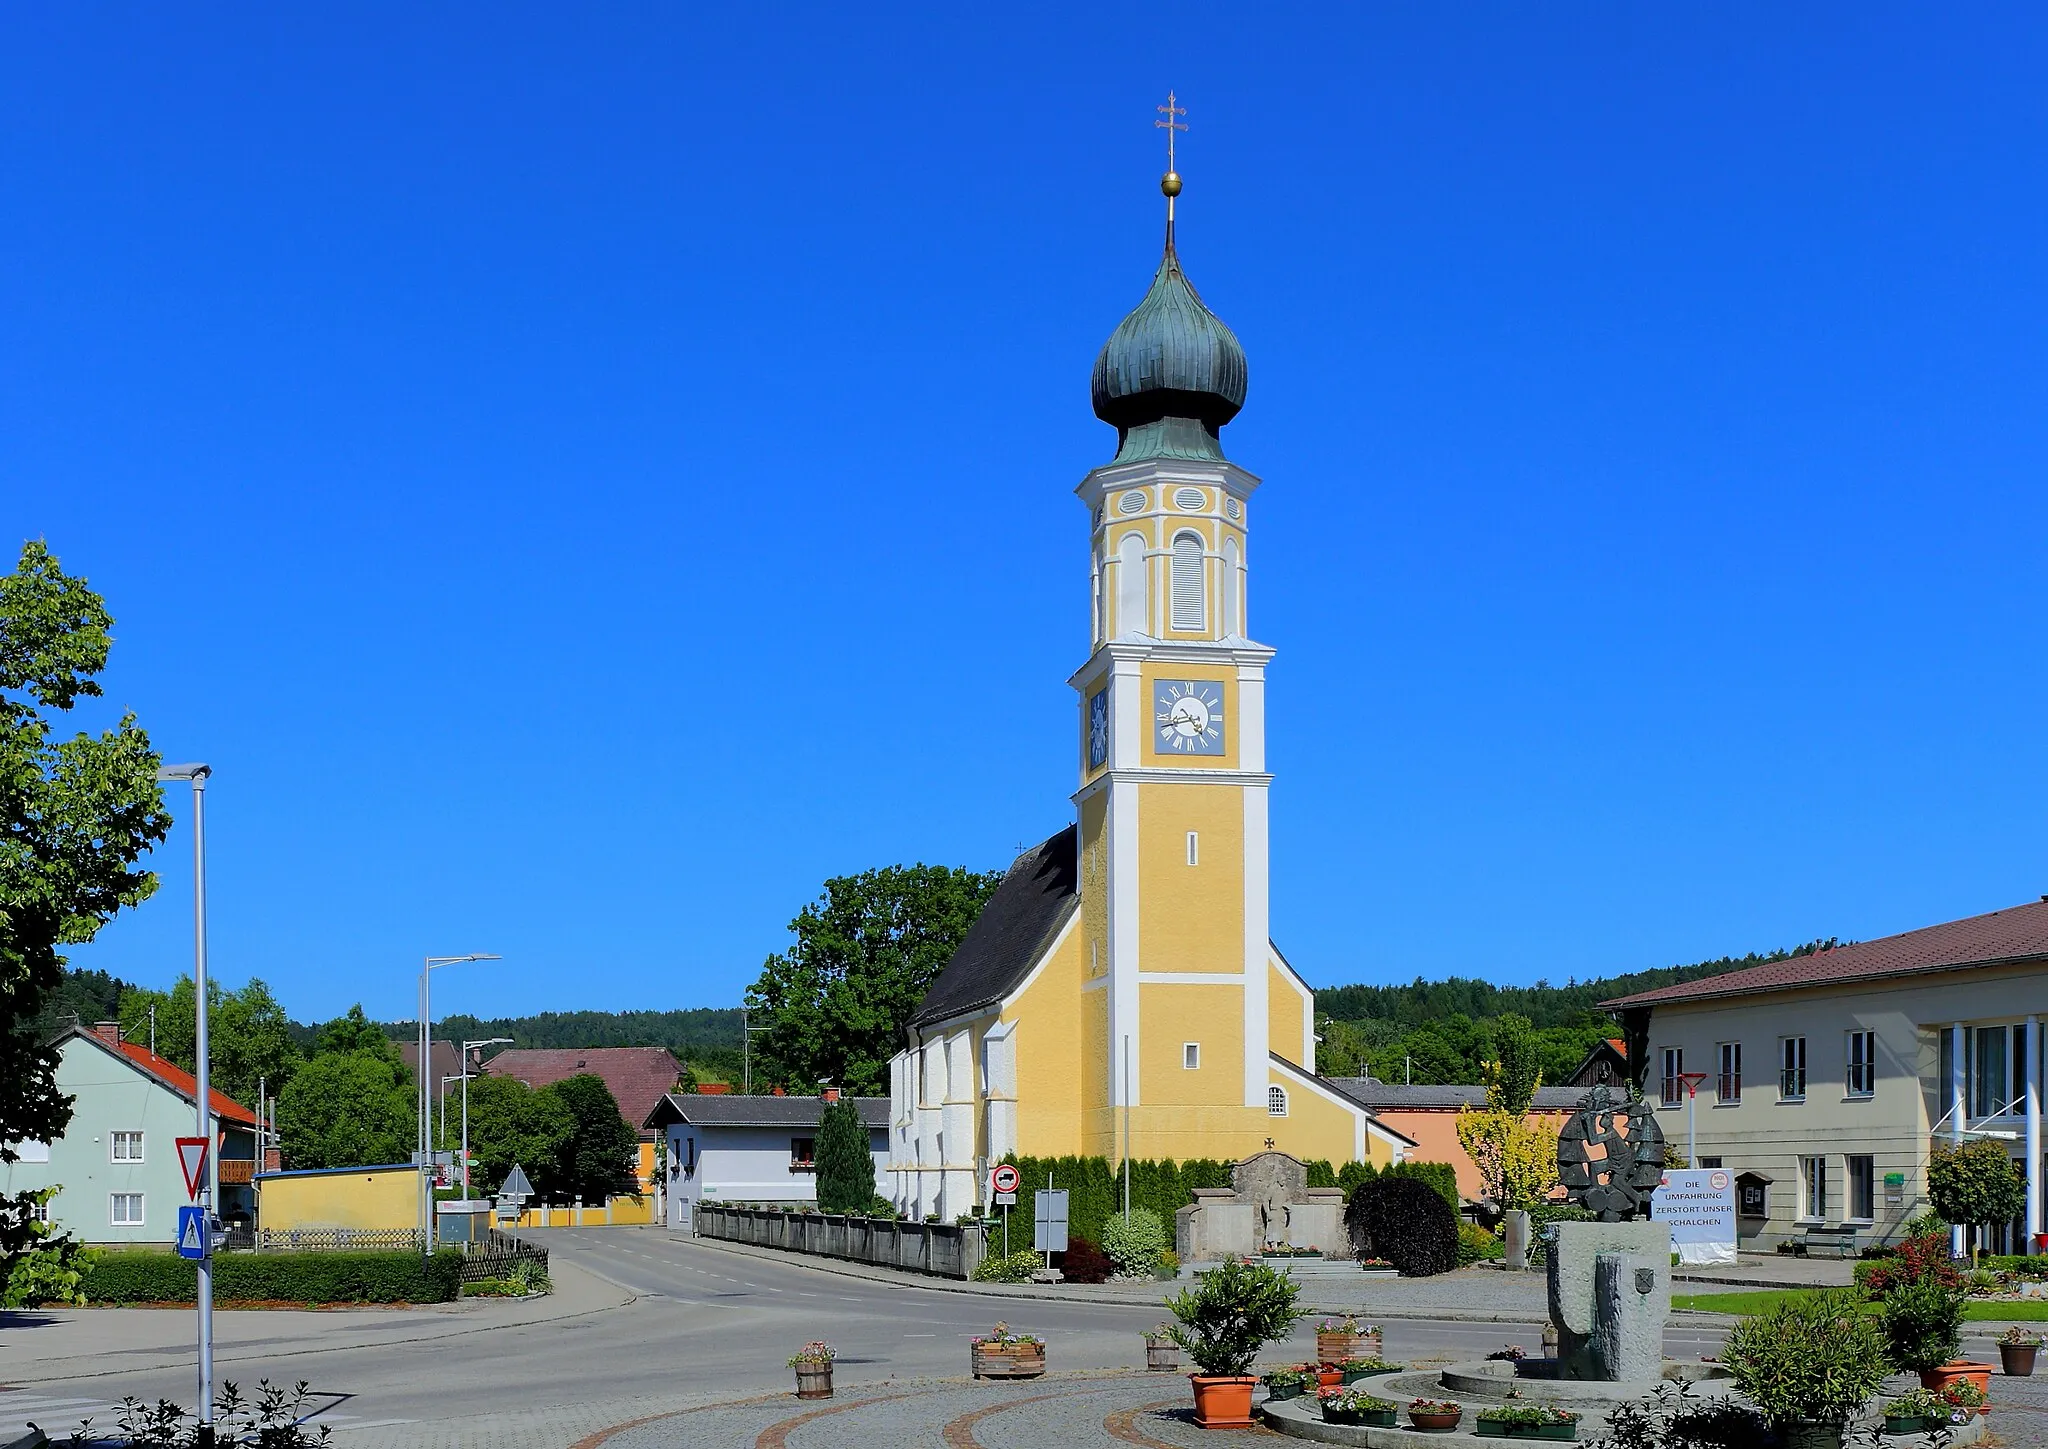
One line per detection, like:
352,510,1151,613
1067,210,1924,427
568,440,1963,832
1188,1375,1258,1429
1408,1406,1463,1432
1315,1368,1342,1390
1918,1361,1994,1398
2000,1342,2038,1377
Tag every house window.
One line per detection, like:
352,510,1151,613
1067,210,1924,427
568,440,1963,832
111,1193,145,1227
1268,1085,1289,1117
1973,1026,2010,1118
1184,1043,1200,1070
1846,1030,1876,1098
111,1131,144,1163
1848,1155,1875,1222
13,1140,50,1163
1660,1048,1683,1107
1779,1037,1807,1101
1186,831,1199,866
29,1197,50,1224
1698,1157,1724,1169
1716,1042,1741,1104
789,1138,816,1170
1169,532,1206,631
1800,1156,1827,1222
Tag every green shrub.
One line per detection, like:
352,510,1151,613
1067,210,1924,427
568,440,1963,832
1102,1208,1169,1278
970,1249,1041,1283
83,1250,464,1305
1881,1276,1967,1374
1164,1257,1302,1375
1457,1221,1504,1265
1724,1288,1888,1428
1346,1177,1459,1276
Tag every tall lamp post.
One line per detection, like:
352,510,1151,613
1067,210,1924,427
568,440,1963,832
157,763,214,1445
460,1038,513,1200
418,954,499,1250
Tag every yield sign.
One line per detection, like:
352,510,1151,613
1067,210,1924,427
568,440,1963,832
176,1136,210,1199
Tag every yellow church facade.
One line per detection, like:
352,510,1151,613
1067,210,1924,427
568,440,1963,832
886,182,1409,1220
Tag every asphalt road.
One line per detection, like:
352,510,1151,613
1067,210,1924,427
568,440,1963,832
0,1229,1736,1446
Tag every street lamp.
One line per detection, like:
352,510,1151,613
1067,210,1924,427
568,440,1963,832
418,954,499,1250
156,762,215,1446
460,1038,514,1200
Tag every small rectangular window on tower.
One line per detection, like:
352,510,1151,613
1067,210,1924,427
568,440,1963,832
1183,1043,1200,1070
1186,831,1199,865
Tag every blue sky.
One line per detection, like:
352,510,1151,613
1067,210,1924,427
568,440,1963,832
11,6,2048,1023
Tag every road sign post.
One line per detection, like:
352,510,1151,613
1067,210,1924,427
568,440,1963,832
988,1164,1020,1258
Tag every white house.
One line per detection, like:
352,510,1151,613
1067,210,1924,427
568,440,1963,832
643,1092,888,1232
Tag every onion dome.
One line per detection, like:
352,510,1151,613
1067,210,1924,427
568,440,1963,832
1090,233,1248,464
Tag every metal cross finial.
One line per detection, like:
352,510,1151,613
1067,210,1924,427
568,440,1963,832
1156,90,1187,170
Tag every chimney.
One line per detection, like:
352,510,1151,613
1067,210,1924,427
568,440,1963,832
771,1085,786,1096
92,1021,123,1046
697,1082,731,1095
263,1146,282,1173
821,1086,841,1104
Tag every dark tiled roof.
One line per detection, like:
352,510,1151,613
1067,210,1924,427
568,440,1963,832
1326,1079,1584,1113
481,1047,681,1138
909,827,1078,1029
643,1094,889,1131
1603,898,2048,1010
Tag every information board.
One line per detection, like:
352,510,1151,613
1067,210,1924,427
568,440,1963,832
1033,1188,1069,1254
1652,1168,1736,1265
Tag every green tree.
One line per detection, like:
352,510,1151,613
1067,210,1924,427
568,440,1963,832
1490,1014,1542,1117
541,1074,641,1204
117,975,302,1107
814,1101,875,1213
743,864,1003,1095
1928,1139,2027,1264
462,1074,574,1199
316,1004,398,1059
0,541,172,1290
275,1049,415,1170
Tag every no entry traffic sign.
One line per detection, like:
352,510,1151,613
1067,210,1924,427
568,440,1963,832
989,1163,1020,1195
176,1136,210,1199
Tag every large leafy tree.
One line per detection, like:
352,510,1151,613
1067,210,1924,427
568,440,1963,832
116,975,303,1107
275,1049,416,1170
542,1074,640,1204
0,541,172,1284
814,1100,875,1213
461,1073,574,1199
743,864,1002,1095
316,1003,399,1059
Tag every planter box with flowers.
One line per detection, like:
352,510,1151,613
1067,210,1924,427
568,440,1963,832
788,1341,835,1400
1335,1356,1401,1385
969,1323,1045,1379
1357,1257,1398,1280
1999,1328,2040,1377
1881,1389,1955,1435
1261,1367,1320,1402
1407,1398,1463,1432
1315,1316,1383,1365
1476,1404,1581,1441
1317,1389,1398,1427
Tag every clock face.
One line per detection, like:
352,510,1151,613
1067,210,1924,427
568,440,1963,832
1087,688,1110,769
1153,679,1225,755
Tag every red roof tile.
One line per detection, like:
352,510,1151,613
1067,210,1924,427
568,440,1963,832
480,1047,681,1138
96,1038,258,1126
1604,898,2048,1010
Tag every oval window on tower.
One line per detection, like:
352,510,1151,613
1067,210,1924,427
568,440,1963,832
1170,532,1206,632
1225,496,1242,520
1119,490,1148,515
1174,487,1207,511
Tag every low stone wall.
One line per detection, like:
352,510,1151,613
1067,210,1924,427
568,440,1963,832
695,1204,987,1279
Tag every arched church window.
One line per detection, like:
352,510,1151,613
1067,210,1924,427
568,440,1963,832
1170,532,1205,631
1267,1085,1289,1117
1116,533,1146,638
1222,537,1241,637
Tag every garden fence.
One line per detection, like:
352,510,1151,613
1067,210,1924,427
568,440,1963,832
695,1205,986,1279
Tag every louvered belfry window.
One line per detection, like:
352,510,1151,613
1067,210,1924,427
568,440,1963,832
1170,533,1205,631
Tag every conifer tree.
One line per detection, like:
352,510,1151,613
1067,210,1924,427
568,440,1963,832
814,1101,874,1213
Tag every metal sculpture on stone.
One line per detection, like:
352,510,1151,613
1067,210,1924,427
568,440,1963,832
1556,1083,1666,1222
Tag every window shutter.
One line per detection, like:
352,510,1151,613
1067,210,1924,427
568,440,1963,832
1170,534,1205,631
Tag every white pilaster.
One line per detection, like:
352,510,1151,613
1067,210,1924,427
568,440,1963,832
2027,1014,2042,1247
1950,1021,1967,1258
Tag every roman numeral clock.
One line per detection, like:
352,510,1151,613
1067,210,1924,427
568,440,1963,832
1154,679,1224,755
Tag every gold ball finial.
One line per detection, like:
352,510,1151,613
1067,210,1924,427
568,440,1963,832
1161,171,1182,198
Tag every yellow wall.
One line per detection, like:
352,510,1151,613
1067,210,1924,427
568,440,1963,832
1138,981,1245,1106
1137,782,1244,971
1267,960,1310,1066
258,1167,418,1233
1007,913,1092,1158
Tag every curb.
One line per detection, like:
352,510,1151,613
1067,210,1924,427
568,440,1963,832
1,1428,49,1449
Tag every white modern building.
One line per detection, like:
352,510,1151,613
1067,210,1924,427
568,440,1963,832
644,1092,888,1232
1605,899,2046,1255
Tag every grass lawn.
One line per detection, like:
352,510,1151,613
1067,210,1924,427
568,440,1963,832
1673,1288,2048,1321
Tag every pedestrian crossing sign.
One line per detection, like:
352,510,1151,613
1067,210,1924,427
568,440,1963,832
176,1205,209,1261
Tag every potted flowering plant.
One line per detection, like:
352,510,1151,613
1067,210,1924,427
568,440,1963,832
1357,1257,1398,1278
1163,1257,1302,1429
1938,1378,1986,1420
1336,1356,1401,1384
969,1322,1045,1379
1317,1389,1398,1427
1260,1366,1319,1402
1315,1314,1382,1364
1881,1388,1948,1435
1999,1327,2041,1377
1144,1324,1182,1372
788,1342,835,1400
1476,1404,1580,1441
1408,1398,1464,1432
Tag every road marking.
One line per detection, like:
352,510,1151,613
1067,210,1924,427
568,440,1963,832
903,1333,936,1337
940,1390,1067,1447
756,1391,922,1449
1102,1399,1186,1447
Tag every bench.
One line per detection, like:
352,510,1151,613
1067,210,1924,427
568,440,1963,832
1796,1226,1858,1259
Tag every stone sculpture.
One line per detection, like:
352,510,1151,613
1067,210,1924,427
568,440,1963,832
1556,1083,1666,1222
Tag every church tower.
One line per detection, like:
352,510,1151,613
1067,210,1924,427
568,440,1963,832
1068,157,1282,1158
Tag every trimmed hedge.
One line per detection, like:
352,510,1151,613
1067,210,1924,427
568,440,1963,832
83,1249,464,1305
1346,1176,1460,1276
